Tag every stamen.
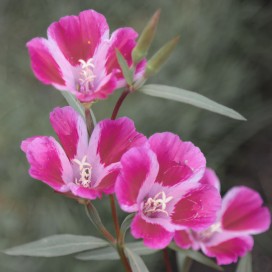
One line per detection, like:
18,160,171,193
73,155,92,188
78,58,96,93
143,191,173,216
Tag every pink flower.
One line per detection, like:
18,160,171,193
115,133,221,249
174,169,271,265
27,10,145,103
21,106,146,199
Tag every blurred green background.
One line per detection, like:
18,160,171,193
0,0,271,271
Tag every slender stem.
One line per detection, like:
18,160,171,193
117,246,132,272
163,248,172,272
85,108,93,136
85,201,116,245
109,195,120,237
111,89,130,120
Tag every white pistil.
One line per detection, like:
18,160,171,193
143,191,173,216
78,58,96,92
73,155,92,188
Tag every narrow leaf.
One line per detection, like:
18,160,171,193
177,253,192,272
61,91,97,126
116,49,133,85
76,246,118,261
76,242,157,261
139,84,246,120
61,91,84,117
169,243,223,271
125,248,149,272
236,253,252,272
4,234,108,257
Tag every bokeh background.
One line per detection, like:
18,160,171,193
0,0,272,271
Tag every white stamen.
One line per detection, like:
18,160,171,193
73,155,92,188
143,191,173,216
78,58,96,93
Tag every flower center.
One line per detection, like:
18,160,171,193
143,191,173,217
195,222,221,241
72,155,92,188
78,58,96,93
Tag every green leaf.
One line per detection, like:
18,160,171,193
61,91,97,126
61,91,84,117
236,253,252,272
116,49,134,86
125,248,149,272
76,246,118,261
139,84,246,120
169,243,223,271
75,242,157,261
4,234,109,257
177,253,192,272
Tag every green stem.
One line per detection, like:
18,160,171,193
85,201,116,245
163,248,172,272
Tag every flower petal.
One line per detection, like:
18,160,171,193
88,117,147,167
105,28,138,80
221,186,271,234
50,106,88,160
149,132,206,186
131,214,174,249
202,236,254,265
199,168,220,191
171,184,221,230
48,10,109,66
21,136,73,192
68,183,100,200
174,230,193,249
27,38,65,86
115,147,159,212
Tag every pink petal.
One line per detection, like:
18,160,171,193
115,147,159,212
171,184,221,230
50,106,88,160
48,10,109,66
27,38,65,86
21,136,41,153
149,132,206,186
174,230,193,249
68,183,100,200
105,28,138,80
21,136,73,192
94,170,119,195
221,186,271,234
203,236,254,265
131,214,174,249
199,168,221,191
89,117,147,166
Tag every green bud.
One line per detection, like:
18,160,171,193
145,36,180,78
132,10,161,64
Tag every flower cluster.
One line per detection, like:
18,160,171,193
21,9,270,269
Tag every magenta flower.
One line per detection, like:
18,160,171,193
115,133,221,249
21,106,146,199
174,169,271,265
27,10,145,103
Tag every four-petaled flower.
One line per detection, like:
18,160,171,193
21,106,147,199
27,10,146,103
115,133,222,249
174,168,271,265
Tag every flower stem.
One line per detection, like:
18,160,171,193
84,108,93,136
163,248,172,272
111,89,130,120
85,201,116,245
109,195,120,237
